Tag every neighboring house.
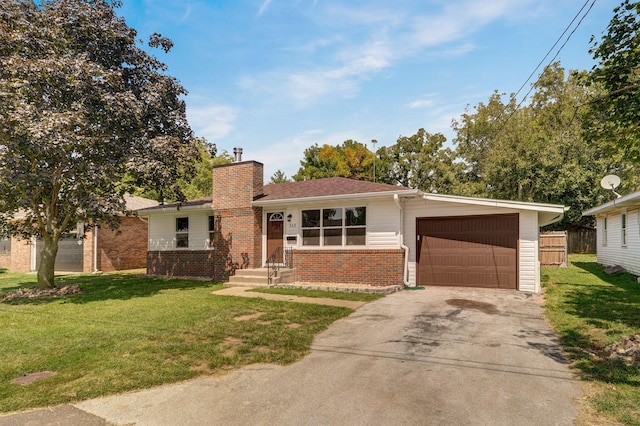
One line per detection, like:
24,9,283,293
583,190,640,277
0,195,157,273
141,159,567,293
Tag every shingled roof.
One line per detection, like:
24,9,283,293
256,177,412,202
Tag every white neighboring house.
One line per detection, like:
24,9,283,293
583,190,640,277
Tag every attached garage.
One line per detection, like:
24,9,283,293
416,214,518,289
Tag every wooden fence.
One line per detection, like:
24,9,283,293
568,227,596,254
540,231,568,267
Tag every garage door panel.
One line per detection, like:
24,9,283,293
417,214,518,289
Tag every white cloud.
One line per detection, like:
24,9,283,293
407,99,435,109
239,0,535,107
186,103,238,141
258,0,272,16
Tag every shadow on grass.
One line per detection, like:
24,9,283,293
561,329,640,387
568,262,640,330
549,260,640,387
1,273,223,306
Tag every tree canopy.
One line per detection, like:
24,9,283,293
0,0,199,287
587,0,640,164
377,129,459,193
293,140,373,181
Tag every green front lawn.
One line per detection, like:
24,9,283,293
543,254,640,425
0,271,354,413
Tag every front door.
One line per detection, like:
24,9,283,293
267,212,284,263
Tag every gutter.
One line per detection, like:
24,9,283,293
252,189,421,207
394,194,411,287
93,224,99,273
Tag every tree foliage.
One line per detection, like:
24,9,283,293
293,140,373,181
0,0,198,287
587,0,640,163
269,169,291,184
377,129,459,193
452,63,640,227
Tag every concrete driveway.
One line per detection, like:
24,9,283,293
1,287,580,425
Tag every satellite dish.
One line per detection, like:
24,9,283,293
600,174,622,198
600,174,621,190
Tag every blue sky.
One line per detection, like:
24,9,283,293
117,0,617,179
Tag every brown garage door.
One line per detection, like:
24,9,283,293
416,214,518,289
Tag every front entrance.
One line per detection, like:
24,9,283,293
267,212,284,263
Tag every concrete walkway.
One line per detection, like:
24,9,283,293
210,286,369,309
0,287,580,425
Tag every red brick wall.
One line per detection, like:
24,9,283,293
10,236,31,272
147,250,217,279
96,217,148,272
210,161,264,280
213,161,264,210
293,249,405,287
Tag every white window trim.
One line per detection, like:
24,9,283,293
301,207,367,247
621,211,628,247
176,217,189,249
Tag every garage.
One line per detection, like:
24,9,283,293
35,237,84,272
416,214,518,289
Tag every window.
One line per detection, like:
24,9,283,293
176,217,189,248
602,216,608,246
0,237,10,254
302,210,320,246
208,216,215,248
621,213,627,246
301,207,366,246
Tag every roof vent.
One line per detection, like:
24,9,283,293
233,147,243,162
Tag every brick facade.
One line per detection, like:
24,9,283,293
292,249,405,287
3,217,149,273
9,236,31,272
210,161,264,279
95,217,149,272
147,250,217,279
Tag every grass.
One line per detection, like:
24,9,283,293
0,271,354,413
542,254,640,425
249,287,385,302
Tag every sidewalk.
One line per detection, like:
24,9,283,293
211,286,368,309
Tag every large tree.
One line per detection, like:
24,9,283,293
587,0,640,163
293,140,373,181
452,63,639,227
0,0,199,287
377,129,459,193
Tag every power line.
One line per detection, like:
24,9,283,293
492,0,598,136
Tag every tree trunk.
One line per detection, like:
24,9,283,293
37,235,59,289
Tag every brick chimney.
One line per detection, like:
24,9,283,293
211,156,264,275
212,159,264,210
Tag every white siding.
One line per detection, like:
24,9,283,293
596,208,640,276
403,198,542,291
518,210,540,293
148,211,213,251
367,199,401,247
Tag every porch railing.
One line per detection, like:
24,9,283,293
267,246,293,285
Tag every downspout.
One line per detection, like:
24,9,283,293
93,224,99,273
394,194,411,287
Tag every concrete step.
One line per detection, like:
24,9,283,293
227,268,295,287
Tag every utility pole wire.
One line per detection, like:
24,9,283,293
490,0,598,139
